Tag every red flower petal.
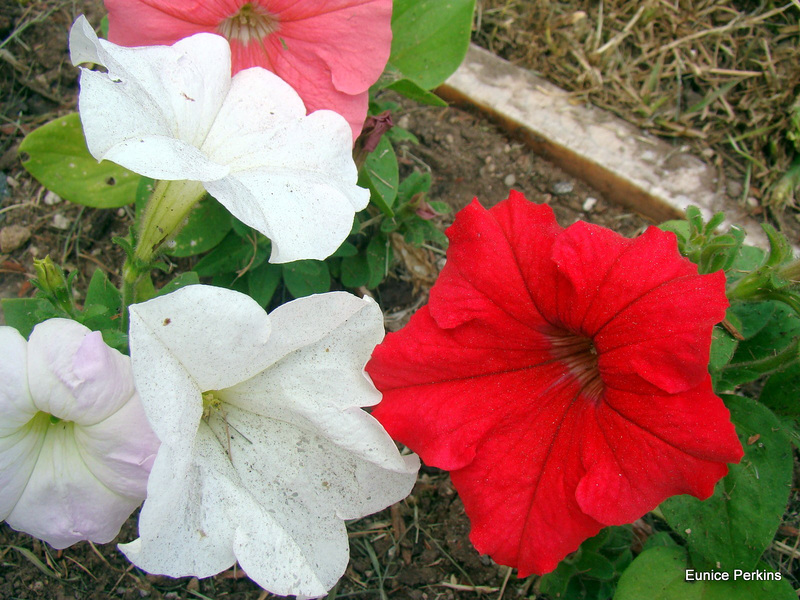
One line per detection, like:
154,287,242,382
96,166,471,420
367,192,743,576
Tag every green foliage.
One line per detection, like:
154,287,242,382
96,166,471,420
389,0,475,91
661,396,793,572
19,113,140,208
659,206,745,274
282,260,331,297
165,196,232,257
193,231,269,278
0,297,60,340
716,302,800,390
539,526,634,600
614,546,793,600
359,135,399,216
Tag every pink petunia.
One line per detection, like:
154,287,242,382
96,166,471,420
103,0,393,140
366,191,744,576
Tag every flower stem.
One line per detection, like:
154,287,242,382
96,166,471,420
136,180,206,266
119,179,206,333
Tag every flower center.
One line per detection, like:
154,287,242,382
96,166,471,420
202,390,224,421
548,330,604,402
218,3,280,45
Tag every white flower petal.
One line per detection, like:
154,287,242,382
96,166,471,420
27,320,135,425
0,415,47,520
125,288,419,596
71,16,231,180
119,437,238,578
226,294,415,471
201,70,369,262
0,326,35,434
75,392,159,499
128,285,272,447
6,419,142,549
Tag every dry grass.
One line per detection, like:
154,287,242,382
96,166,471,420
474,0,800,208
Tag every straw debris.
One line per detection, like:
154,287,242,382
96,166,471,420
474,0,800,208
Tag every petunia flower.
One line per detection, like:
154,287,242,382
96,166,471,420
120,285,419,597
0,319,158,549
366,191,744,576
70,15,368,263
103,0,393,139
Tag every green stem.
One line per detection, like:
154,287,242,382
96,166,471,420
119,179,206,333
136,179,206,265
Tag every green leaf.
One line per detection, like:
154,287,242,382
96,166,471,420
761,364,800,417
282,260,330,298
661,396,793,571
165,196,232,257
658,220,690,245
727,301,775,340
331,241,359,258
728,245,765,279
82,270,122,338
539,561,578,598
359,136,399,216
385,78,447,106
84,269,121,317
340,252,371,288
389,0,475,90
709,326,737,371
640,532,679,552
575,550,616,581
211,272,248,294
614,546,793,600
193,232,268,277
366,234,392,289
247,262,282,307
398,169,432,200
718,303,800,387
19,113,140,208
0,298,58,339
157,272,200,297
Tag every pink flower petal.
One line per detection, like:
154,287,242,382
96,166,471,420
104,0,393,138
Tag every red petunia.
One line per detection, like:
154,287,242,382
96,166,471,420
366,191,744,576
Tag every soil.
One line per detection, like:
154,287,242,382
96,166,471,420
0,4,794,600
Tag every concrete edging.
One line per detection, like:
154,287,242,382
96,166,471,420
438,44,769,247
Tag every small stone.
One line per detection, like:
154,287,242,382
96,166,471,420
117,208,126,217
0,224,31,252
726,180,742,198
44,190,62,205
52,213,71,230
551,181,574,195
582,197,598,211
445,134,455,145
503,174,517,187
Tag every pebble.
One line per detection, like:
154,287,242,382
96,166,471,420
52,213,71,230
551,181,574,195
503,174,517,187
726,180,742,199
582,197,598,212
0,224,31,252
44,190,62,205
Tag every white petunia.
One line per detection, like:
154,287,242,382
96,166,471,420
0,319,159,549
69,15,369,263
120,285,419,598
